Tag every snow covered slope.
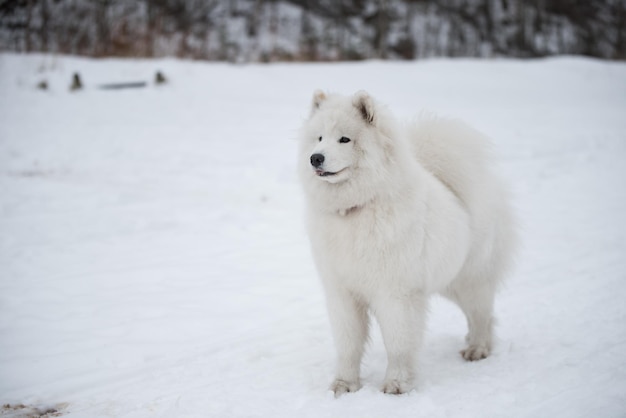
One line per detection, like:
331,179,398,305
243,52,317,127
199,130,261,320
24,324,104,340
1,54,625,417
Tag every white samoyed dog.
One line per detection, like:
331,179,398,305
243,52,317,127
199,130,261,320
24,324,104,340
298,90,517,396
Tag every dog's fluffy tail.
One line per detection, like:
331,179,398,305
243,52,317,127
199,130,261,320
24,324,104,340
407,115,494,211
408,114,518,285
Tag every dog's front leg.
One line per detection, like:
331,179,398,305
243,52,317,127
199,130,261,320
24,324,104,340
374,291,427,394
325,286,369,397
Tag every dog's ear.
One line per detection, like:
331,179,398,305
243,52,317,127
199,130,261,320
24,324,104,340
352,91,375,125
311,89,327,113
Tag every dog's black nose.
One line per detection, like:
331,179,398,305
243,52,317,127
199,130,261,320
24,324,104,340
310,153,325,168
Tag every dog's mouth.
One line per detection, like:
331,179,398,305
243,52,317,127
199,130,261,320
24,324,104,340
315,167,347,177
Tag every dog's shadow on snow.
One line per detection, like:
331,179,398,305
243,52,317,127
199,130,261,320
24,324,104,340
359,332,500,392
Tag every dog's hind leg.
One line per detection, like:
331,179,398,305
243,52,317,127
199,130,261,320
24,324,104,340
443,276,497,361
325,287,369,397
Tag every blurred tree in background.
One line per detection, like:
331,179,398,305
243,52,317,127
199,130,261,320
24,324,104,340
1,0,624,61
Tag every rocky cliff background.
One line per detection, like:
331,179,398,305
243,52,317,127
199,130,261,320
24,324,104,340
1,0,625,62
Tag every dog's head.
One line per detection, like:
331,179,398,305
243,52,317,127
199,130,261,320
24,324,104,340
299,90,391,182
298,90,398,212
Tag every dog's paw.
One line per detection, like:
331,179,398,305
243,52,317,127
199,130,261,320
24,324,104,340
461,344,490,361
330,379,360,398
381,379,413,395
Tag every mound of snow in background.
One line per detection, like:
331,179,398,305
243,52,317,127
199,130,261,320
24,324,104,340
1,53,625,417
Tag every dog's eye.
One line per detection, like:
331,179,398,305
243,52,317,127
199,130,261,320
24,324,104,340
318,136,322,142
339,136,351,143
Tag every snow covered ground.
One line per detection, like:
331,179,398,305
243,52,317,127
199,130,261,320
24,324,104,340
1,53,625,417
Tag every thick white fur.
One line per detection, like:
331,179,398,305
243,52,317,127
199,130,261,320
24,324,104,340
298,91,517,396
